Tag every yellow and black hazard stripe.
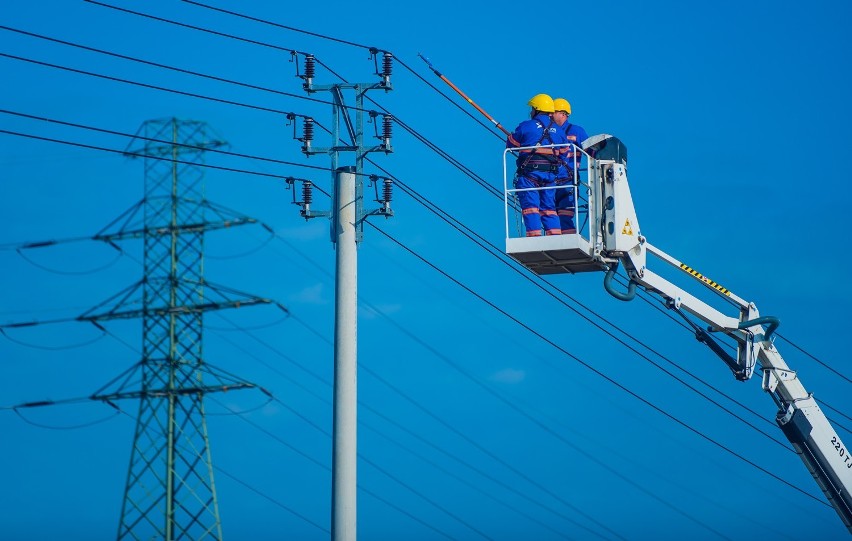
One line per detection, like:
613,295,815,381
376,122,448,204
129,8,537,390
679,263,731,297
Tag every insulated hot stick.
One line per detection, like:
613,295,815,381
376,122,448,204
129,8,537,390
418,54,512,136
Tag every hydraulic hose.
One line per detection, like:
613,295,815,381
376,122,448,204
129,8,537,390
603,265,637,302
739,316,781,341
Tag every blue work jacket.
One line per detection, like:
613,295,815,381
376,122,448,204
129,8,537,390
507,113,566,170
556,122,589,178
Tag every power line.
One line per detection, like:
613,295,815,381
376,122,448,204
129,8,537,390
84,0,312,55
354,296,734,540
3,109,831,457
3,113,813,491
261,237,796,537
366,221,828,506
110,405,332,535
213,304,620,539
210,395,471,540
5,13,507,203
367,160,790,436
0,128,326,179
776,332,852,384
175,0,504,138
212,465,330,535
3,27,835,514
12,407,120,430
0,26,370,113
30,3,842,395
14,249,122,274
0,326,106,350
180,0,376,51
172,1,848,396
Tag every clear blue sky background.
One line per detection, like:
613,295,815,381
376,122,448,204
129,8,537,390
2,1,851,540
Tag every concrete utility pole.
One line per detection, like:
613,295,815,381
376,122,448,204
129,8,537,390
289,51,394,541
331,166,357,541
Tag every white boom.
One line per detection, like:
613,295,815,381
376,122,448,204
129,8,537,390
504,135,852,533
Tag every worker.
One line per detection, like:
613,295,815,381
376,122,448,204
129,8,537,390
552,98,589,235
506,94,567,237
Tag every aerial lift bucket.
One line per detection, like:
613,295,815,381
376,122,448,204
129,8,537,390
503,137,624,275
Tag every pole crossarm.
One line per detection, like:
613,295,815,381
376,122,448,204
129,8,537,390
92,383,256,402
77,278,272,322
79,297,271,322
96,197,260,242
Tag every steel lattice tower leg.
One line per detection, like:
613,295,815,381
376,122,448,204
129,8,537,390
117,118,224,541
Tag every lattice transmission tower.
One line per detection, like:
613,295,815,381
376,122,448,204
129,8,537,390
80,118,271,541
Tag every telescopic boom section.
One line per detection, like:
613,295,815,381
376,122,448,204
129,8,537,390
503,134,852,533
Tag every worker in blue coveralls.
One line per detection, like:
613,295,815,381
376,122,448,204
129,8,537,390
506,94,567,237
552,98,589,234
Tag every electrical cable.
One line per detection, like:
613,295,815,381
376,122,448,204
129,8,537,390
204,313,290,332
776,332,852,384
0,109,363,187
204,394,273,416
0,231,123,251
1,392,123,429
264,227,812,538
366,221,828,506
0,128,328,178
210,395,466,540
209,395,328,471
87,321,140,354
1,395,106,411
68,2,845,393
0,114,805,466
254,33,810,440
82,0,312,55
212,465,330,534
0,314,86,330
487,378,803,541
368,161,788,438
263,389,584,540
174,0,503,138
12,407,120,430
14,243,124,275
0,27,370,113
205,228,275,260
0,110,819,501
818,400,852,429
179,0,373,50
0,51,371,120
223,241,754,538
0,326,106,350
357,414,582,541
111,406,334,536
212,305,622,538
355,304,734,540
177,0,851,393
1,105,564,538
3,17,506,204
3,31,836,512
393,55,504,139
208,328,330,405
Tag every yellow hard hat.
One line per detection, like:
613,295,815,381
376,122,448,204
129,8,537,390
553,98,572,114
527,93,555,113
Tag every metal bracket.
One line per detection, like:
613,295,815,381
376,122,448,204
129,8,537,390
762,367,798,393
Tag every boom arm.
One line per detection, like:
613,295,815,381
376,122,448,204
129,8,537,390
585,135,852,531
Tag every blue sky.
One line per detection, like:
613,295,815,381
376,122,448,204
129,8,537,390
2,1,851,540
